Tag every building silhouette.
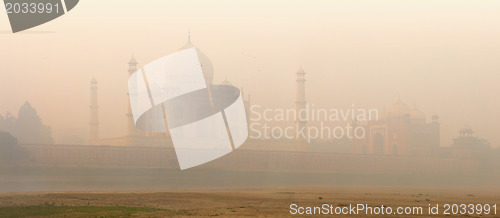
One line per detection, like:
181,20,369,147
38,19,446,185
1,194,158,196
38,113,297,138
88,76,99,142
352,98,440,156
16,33,480,172
295,66,308,151
88,33,250,147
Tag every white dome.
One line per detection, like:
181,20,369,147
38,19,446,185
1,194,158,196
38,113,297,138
179,41,214,85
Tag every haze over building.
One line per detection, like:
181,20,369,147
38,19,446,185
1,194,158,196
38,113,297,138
81,33,490,162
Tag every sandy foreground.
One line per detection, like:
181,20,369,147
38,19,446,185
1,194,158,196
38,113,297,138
0,186,499,217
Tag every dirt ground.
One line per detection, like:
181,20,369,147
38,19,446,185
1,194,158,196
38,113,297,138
0,186,499,217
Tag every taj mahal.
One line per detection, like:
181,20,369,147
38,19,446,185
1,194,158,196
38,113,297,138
88,34,250,148
85,33,490,160
15,33,492,173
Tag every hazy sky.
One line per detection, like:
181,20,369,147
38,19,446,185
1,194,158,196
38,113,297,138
1,0,499,147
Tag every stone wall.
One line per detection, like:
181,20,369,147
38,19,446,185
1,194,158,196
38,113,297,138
20,143,479,174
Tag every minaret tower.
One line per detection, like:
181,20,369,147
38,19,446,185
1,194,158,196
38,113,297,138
89,76,99,143
295,66,308,149
127,55,139,136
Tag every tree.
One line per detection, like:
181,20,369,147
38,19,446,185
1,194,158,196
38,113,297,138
0,102,54,144
12,102,53,144
0,131,29,164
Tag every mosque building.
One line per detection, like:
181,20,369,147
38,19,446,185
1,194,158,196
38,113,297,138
351,97,440,156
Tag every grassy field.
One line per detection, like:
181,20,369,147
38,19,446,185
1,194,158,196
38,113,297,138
0,186,498,217
2,166,498,192
0,205,165,218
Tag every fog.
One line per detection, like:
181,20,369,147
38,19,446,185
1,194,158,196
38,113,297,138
1,0,500,148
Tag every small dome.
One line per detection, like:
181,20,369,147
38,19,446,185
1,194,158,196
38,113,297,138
128,56,137,64
461,124,472,130
387,98,409,118
220,76,232,86
297,66,305,74
408,108,425,121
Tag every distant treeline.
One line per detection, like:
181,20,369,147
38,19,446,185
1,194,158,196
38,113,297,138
0,131,30,164
0,102,53,144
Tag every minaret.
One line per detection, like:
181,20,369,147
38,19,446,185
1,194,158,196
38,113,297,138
89,76,99,143
431,113,440,148
295,66,308,149
127,55,139,136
